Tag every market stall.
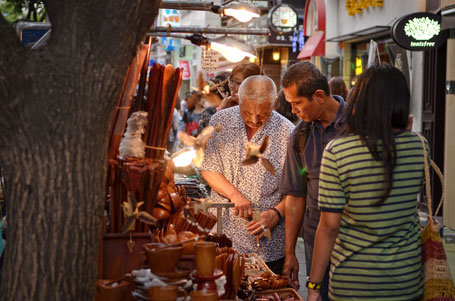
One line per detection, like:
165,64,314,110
95,38,302,301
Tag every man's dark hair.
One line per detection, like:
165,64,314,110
346,63,410,206
282,62,330,98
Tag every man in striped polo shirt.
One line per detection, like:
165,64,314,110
279,62,346,300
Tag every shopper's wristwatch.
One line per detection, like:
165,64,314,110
306,276,322,290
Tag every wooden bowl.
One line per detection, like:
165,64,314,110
95,279,129,301
143,243,184,274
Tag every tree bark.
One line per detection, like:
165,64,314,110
0,0,160,299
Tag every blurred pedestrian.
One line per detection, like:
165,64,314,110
197,72,230,135
182,91,205,137
167,97,181,153
274,90,299,125
328,76,348,101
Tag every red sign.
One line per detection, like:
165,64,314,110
178,60,191,80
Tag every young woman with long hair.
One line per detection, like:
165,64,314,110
307,64,426,301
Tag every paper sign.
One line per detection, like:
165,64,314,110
177,60,191,80
201,48,219,71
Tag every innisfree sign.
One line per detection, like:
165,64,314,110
391,12,448,51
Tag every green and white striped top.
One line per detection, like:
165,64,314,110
318,131,426,301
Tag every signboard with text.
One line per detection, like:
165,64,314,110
391,12,448,51
160,37,180,52
201,48,219,71
161,9,180,27
177,60,191,80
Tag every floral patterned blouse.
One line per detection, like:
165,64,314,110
201,106,294,262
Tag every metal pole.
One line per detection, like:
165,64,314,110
160,1,216,11
149,33,189,39
149,26,270,36
217,208,223,234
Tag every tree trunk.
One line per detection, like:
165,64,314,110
0,0,160,299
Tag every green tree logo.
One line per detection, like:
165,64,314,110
404,17,440,40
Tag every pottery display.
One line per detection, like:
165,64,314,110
143,243,184,274
149,285,179,301
194,241,216,277
95,279,129,301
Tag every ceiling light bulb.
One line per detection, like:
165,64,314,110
209,36,257,63
210,42,256,62
221,2,260,23
223,8,259,23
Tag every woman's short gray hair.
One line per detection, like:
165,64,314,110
238,75,277,106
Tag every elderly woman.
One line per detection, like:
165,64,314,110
219,62,262,110
307,64,425,301
201,75,294,274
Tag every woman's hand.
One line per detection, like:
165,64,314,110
219,93,239,110
247,209,279,237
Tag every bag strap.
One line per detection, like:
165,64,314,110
416,132,445,223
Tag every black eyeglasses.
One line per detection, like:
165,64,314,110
228,79,242,86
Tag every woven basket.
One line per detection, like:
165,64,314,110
417,133,455,300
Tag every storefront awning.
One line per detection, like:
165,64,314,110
325,26,390,43
297,31,325,59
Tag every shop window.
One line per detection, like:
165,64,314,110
349,38,407,87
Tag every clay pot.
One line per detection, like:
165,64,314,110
194,241,216,277
190,289,218,301
95,279,129,301
143,243,183,274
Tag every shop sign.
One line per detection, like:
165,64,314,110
160,9,180,27
177,60,191,80
291,29,305,53
391,12,448,51
345,0,383,16
268,24,303,47
201,48,219,71
161,37,179,52
268,4,298,34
